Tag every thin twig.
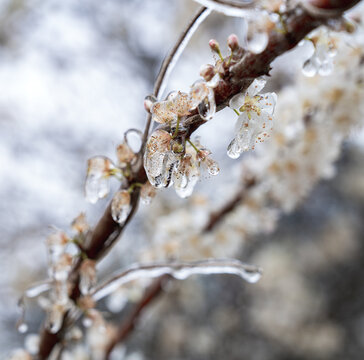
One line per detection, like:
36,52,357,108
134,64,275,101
141,6,211,148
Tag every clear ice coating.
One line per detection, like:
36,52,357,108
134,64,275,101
197,87,216,121
92,259,263,301
85,156,115,204
140,182,157,205
241,13,269,54
111,190,131,225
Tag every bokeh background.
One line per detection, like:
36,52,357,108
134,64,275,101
1,0,364,359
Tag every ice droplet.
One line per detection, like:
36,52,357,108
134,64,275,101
92,259,263,302
247,31,269,54
16,322,28,334
111,190,131,225
198,88,216,121
302,58,317,77
227,138,242,159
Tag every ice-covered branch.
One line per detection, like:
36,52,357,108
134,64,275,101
92,259,262,302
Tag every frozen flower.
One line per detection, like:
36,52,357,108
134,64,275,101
71,213,89,234
144,129,179,188
228,78,276,158
151,91,192,124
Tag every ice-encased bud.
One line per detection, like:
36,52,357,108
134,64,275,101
71,213,89,234
79,259,97,295
144,94,157,113
111,190,131,225
85,156,115,204
116,142,136,167
144,130,179,188
140,181,157,205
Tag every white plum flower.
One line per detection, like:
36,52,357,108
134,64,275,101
227,78,276,158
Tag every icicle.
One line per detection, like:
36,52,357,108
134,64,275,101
227,138,242,159
85,156,115,204
111,190,131,225
79,259,97,295
144,130,179,188
173,155,200,199
92,259,263,301
198,87,216,121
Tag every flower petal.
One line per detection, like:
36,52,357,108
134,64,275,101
246,78,266,97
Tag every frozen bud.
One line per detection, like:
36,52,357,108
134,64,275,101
78,295,96,311
227,34,239,52
24,334,39,355
209,39,221,54
52,253,73,281
144,94,157,113
71,213,89,234
111,190,131,225
144,130,179,188
79,259,97,295
85,156,116,204
46,231,69,260
199,64,215,82
46,303,67,333
7,349,32,360
140,182,157,205
116,142,136,167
